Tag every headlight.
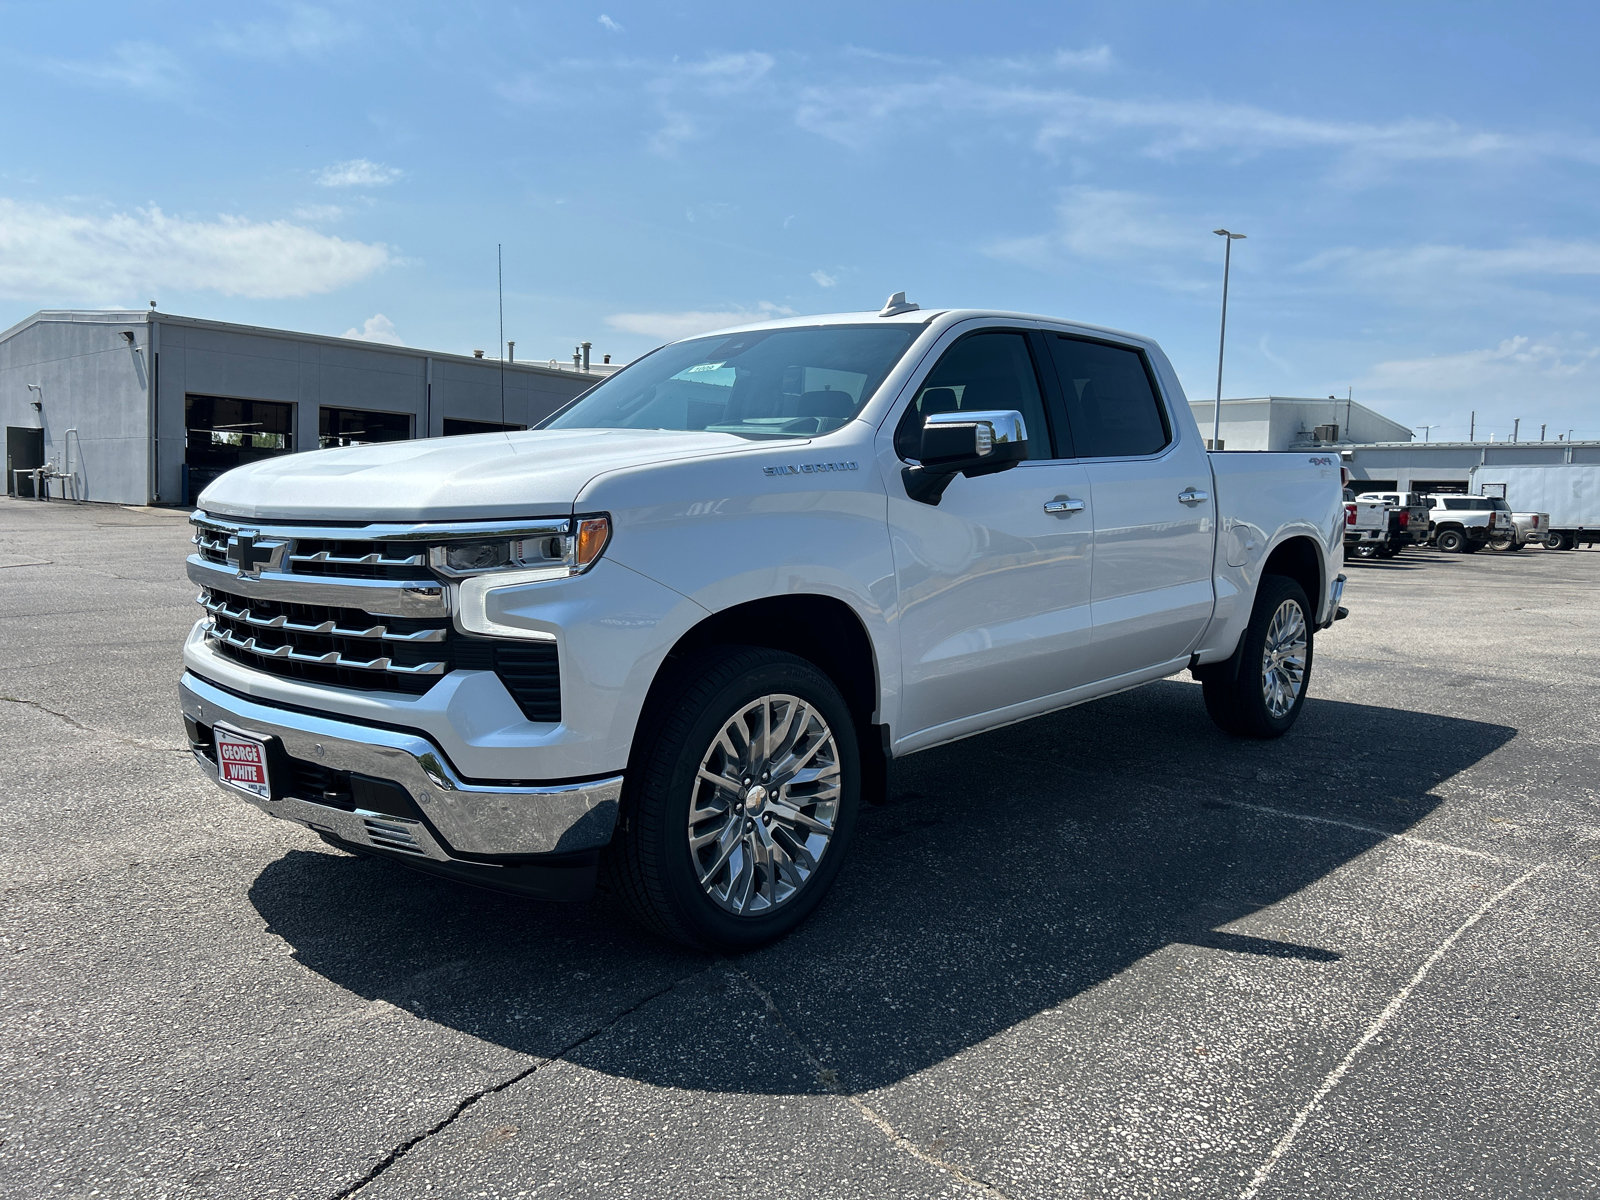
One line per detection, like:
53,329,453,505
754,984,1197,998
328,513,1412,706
429,516,611,579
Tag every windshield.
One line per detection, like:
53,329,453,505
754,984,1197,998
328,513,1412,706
543,324,919,440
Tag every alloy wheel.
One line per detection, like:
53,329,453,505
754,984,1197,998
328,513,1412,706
1261,599,1308,719
687,694,842,916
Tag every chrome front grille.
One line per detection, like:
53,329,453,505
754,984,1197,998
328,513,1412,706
201,586,450,690
187,511,567,717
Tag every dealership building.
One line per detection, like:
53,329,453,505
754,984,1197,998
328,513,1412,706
1187,394,1600,493
2,309,614,505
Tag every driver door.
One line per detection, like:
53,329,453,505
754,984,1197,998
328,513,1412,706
885,327,1097,749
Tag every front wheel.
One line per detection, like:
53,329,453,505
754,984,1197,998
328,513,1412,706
605,646,860,952
1200,576,1314,739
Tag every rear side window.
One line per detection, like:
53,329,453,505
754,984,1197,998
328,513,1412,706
895,331,1053,460
1047,336,1171,458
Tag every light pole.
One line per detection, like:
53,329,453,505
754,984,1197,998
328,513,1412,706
1417,424,1435,443
1212,229,1246,451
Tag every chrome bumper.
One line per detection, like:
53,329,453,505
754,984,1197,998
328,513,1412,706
1322,573,1348,629
179,672,621,861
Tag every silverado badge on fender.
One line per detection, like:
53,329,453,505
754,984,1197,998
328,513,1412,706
763,461,859,477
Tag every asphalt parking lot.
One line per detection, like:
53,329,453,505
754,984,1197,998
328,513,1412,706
2,497,1597,1200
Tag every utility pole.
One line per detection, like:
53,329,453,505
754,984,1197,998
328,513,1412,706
1417,425,1435,443
1470,410,1476,441
1513,417,1520,442
1540,423,1547,440
1212,229,1246,450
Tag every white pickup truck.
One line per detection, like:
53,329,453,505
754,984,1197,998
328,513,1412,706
178,299,1347,950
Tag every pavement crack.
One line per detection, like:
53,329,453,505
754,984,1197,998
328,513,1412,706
329,962,717,1199
0,694,186,753
731,967,1013,1199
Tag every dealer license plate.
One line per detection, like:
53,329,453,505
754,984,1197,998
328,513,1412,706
215,726,271,800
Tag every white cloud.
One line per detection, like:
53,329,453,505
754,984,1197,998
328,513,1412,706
42,42,186,97
293,203,344,222
343,313,403,345
213,4,358,59
682,52,775,93
1362,336,1600,394
811,270,838,287
605,302,798,340
0,199,391,301
792,70,1600,166
599,14,624,33
1053,46,1114,70
984,186,1211,290
317,159,403,188
1306,239,1600,281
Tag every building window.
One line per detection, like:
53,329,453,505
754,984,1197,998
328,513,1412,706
185,394,295,502
319,407,413,448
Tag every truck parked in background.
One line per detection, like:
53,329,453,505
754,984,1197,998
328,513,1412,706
1471,464,1599,550
1356,491,1430,549
1424,494,1501,553
1343,490,1393,558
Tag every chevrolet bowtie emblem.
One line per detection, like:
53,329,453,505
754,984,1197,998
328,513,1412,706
227,531,273,578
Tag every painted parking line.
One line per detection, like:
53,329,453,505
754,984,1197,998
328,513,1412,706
1238,861,1551,1200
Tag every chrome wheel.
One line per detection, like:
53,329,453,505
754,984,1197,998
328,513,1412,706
687,694,842,917
1261,599,1308,719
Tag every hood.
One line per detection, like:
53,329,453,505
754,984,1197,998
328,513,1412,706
197,427,763,522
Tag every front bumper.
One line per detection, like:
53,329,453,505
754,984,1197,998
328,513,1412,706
180,672,622,891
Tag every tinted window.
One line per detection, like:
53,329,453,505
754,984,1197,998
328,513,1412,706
894,331,1052,460
1047,336,1170,458
545,325,916,440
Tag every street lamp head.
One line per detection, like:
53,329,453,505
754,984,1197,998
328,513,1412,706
1213,229,1247,240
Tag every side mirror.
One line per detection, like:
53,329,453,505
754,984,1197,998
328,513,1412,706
902,409,1028,505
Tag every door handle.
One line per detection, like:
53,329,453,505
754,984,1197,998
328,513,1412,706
1178,489,1210,505
1043,498,1086,516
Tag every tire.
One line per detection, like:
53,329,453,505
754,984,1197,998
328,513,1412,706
1200,575,1314,740
1489,534,1516,552
1435,528,1466,553
604,646,860,952
1544,532,1564,550
1354,543,1379,558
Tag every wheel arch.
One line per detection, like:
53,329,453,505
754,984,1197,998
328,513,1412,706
1261,535,1322,608
637,594,890,800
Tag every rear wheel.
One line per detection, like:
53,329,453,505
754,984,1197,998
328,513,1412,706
1435,528,1467,553
1354,543,1379,558
1200,576,1313,740
605,646,860,952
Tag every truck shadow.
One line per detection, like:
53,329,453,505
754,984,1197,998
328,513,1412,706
248,679,1514,1096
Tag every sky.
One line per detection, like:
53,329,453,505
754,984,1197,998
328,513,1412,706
2,0,1598,441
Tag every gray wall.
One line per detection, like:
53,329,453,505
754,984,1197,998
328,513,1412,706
0,313,151,504
2,310,603,506
152,320,597,503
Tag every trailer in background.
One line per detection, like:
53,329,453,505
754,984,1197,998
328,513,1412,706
1470,463,1600,550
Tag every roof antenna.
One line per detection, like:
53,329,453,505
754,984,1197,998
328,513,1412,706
879,291,919,317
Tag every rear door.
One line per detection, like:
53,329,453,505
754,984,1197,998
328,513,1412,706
1041,332,1216,681
887,326,1097,743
